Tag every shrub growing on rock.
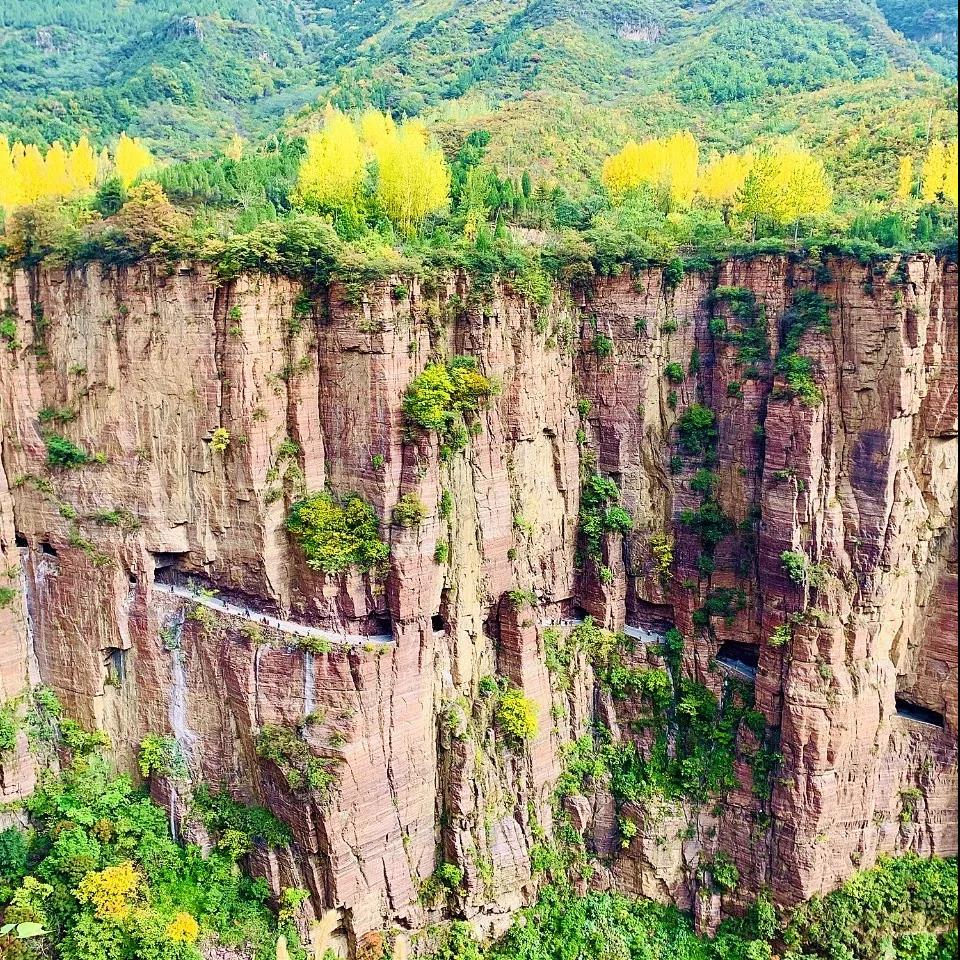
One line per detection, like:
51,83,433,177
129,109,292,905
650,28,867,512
391,493,427,528
676,404,717,455
44,434,89,468
496,688,538,747
287,492,389,573
403,356,493,457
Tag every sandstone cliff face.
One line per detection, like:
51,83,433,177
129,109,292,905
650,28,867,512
0,253,955,951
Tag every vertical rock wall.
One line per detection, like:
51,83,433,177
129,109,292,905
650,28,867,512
0,253,955,947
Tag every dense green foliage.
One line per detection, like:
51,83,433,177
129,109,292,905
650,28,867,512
285,490,389,574
44,435,90,469
0,754,293,960
425,854,957,960
403,357,493,458
254,724,337,795
774,291,833,406
578,473,633,566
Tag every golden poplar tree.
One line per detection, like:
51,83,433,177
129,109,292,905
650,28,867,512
68,136,98,193
698,151,752,203
359,109,396,155
16,144,47,205
295,106,365,212
921,140,947,202
777,146,832,224
43,142,72,198
943,142,958,206
665,130,699,205
369,117,449,235
225,134,244,161
734,143,831,233
896,155,914,200
115,133,154,187
601,140,643,195
602,132,699,205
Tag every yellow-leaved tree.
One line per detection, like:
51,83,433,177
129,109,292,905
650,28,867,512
43,142,72,198
666,131,699,206
0,135,104,212
735,143,831,237
14,143,47,206
370,117,450,235
295,106,365,212
294,106,450,234
698,151,753,204
920,140,951,202
114,133,154,187
896,155,914,200
225,134,244,161
68,136,98,193
601,131,699,205
943,141,958,206
777,146,832,226
359,108,396,156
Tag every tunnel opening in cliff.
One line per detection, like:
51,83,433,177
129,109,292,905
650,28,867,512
626,598,676,634
151,550,190,572
895,696,945,728
105,647,126,683
716,641,759,680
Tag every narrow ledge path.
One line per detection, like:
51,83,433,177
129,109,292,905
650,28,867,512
151,582,394,647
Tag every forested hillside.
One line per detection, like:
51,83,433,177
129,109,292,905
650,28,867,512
1,0,957,198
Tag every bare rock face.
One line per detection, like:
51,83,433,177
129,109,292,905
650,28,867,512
0,254,955,946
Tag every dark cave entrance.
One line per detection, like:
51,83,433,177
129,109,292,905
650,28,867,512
716,641,759,680
895,696,944,728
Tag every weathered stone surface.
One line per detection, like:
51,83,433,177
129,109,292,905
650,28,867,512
0,254,954,947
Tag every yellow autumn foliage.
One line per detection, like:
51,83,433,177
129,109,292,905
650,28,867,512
296,105,365,211
75,861,142,922
603,132,831,227
945,142,959,206
896,155,914,200
114,133,154,187
373,118,450,234
920,140,946,202
0,132,151,211
295,106,450,234
698,151,753,204
601,130,699,204
166,911,200,944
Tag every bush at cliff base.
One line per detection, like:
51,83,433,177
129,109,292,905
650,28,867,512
425,855,957,960
0,753,300,960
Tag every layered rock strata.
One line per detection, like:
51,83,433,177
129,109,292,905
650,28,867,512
0,253,955,950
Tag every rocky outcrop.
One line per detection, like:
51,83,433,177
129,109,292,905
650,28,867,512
0,253,955,948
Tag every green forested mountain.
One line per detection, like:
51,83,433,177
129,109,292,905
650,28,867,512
1,0,956,198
